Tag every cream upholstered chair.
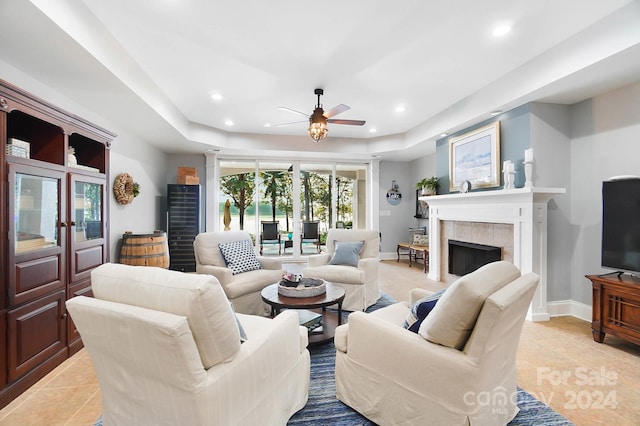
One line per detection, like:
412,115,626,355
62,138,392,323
66,263,310,426
334,261,539,426
302,229,380,311
194,231,285,316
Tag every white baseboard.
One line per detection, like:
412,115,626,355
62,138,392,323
547,300,592,322
380,251,399,261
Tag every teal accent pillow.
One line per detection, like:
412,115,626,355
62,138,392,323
403,289,446,333
329,241,364,267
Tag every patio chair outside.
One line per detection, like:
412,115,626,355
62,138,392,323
260,221,281,255
301,220,321,254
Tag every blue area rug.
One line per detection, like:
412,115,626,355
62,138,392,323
96,293,572,425
287,293,573,425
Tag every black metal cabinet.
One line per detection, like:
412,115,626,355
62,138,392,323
167,184,200,272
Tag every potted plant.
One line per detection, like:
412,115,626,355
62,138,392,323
416,177,439,196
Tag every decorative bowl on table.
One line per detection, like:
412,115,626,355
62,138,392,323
278,276,326,298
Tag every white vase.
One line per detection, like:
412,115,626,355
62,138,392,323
421,187,434,196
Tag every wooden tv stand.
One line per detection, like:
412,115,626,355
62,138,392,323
587,273,640,346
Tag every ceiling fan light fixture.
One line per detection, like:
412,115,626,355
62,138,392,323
308,107,328,142
308,121,328,142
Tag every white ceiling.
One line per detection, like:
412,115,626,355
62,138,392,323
1,0,640,161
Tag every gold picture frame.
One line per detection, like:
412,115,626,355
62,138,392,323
449,122,500,191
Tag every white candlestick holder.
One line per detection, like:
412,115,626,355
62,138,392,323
503,169,515,190
523,161,533,188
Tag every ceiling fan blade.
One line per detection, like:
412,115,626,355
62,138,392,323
327,119,366,126
323,104,350,118
273,120,308,127
278,107,309,118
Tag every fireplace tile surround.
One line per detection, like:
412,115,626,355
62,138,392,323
420,187,565,321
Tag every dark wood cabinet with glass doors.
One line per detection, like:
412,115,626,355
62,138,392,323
0,80,114,408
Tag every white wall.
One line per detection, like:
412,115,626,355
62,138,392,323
530,103,572,301
378,161,413,256
109,134,167,261
569,81,640,305
377,156,438,258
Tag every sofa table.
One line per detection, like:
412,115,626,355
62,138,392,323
261,282,345,346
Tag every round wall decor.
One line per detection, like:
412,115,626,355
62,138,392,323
113,173,139,205
386,180,402,205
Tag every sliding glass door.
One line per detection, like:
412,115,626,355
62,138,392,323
216,159,369,258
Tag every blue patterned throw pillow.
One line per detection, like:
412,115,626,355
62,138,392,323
218,240,262,275
403,289,446,333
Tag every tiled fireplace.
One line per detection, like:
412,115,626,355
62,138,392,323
421,187,565,321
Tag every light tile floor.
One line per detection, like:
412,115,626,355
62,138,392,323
0,260,637,425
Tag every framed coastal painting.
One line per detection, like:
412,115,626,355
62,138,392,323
449,122,500,191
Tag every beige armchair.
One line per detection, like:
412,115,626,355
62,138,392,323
66,263,310,425
302,229,380,311
194,231,285,316
334,261,539,425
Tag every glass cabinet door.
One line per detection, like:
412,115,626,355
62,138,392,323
73,179,103,242
13,172,61,254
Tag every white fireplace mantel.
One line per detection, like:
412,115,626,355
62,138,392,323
420,187,566,321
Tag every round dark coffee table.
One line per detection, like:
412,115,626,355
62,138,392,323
261,282,345,346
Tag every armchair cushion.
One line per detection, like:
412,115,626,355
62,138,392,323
418,261,520,349
91,263,241,369
218,239,262,275
329,241,364,267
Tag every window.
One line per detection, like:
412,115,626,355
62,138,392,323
216,159,370,258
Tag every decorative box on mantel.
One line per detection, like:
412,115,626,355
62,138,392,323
419,187,566,322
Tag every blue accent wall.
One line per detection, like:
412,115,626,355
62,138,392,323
435,104,531,194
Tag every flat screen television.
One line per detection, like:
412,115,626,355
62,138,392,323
601,178,640,275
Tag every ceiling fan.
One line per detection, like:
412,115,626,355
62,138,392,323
277,88,366,142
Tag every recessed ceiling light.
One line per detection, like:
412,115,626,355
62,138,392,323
440,133,448,138
369,128,377,133
490,110,502,116
224,119,234,126
211,92,223,101
395,106,405,113
492,24,511,37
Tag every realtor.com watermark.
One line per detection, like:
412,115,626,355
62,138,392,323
463,367,619,415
